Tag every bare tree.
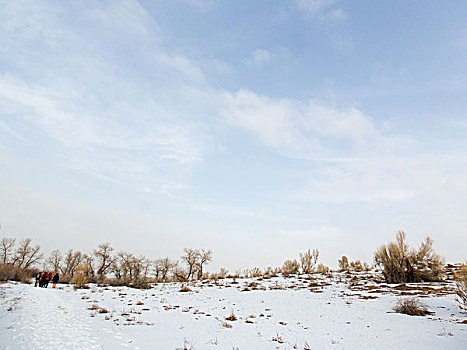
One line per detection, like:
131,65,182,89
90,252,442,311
117,251,136,281
93,242,114,278
139,256,152,280
12,238,43,269
1,237,16,264
46,249,62,272
181,248,200,280
82,254,95,278
110,259,122,280
154,257,178,282
61,249,82,276
196,249,212,279
116,251,148,284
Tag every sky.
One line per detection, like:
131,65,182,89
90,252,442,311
0,0,466,272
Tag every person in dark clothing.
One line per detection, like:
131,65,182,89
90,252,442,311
39,272,47,287
52,273,59,288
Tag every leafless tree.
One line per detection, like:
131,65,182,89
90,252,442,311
181,248,200,280
197,249,212,279
116,251,148,284
1,237,16,264
82,254,95,278
12,238,43,269
61,249,82,276
46,249,62,272
93,242,114,278
154,257,177,281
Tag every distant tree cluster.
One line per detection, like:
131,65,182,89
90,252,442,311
0,233,212,288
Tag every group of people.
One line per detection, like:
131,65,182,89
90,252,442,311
35,271,60,288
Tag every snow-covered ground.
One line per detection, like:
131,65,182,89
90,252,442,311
1,273,466,349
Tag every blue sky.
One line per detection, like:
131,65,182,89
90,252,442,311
1,0,466,270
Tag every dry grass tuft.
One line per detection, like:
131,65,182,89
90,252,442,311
179,285,192,292
225,310,237,321
393,297,432,316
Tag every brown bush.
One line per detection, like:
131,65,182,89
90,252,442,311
250,267,262,278
455,263,467,309
350,260,363,272
179,285,192,292
338,256,349,271
374,231,444,283
0,263,34,283
281,259,300,277
71,273,88,290
393,297,432,316
300,249,319,274
316,263,330,274
225,311,237,321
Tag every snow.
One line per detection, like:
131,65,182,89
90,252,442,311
1,273,466,349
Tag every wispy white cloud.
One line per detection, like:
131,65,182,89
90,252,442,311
0,1,214,197
222,89,386,159
220,88,462,204
319,8,347,22
295,0,347,22
249,49,274,65
295,0,336,14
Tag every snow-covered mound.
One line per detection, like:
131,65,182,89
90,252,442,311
1,273,466,349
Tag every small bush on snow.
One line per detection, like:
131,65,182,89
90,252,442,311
338,256,350,271
282,259,300,277
393,297,432,316
299,249,319,274
71,273,88,290
316,263,330,274
225,310,237,321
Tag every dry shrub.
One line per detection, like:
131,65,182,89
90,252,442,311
350,260,363,272
393,297,431,316
282,259,300,277
374,231,444,283
263,266,277,278
300,249,319,274
338,256,350,271
455,262,467,309
225,311,237,321
71,273,88,290
0,263,34,283
250,267,262,278
179,285,192,292
218,268,228,279
316,263,330,274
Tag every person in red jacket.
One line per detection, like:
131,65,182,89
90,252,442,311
44,272,52,288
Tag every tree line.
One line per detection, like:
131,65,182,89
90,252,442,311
0,237,212,287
